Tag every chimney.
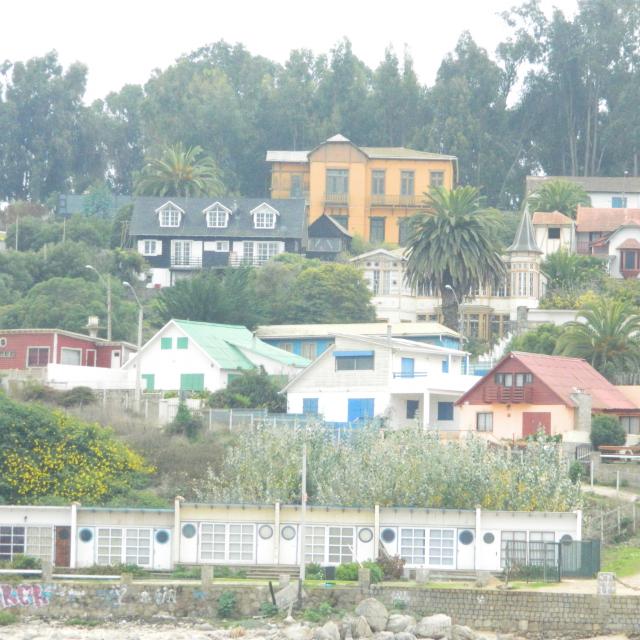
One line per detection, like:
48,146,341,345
570,388,592,432
86,315,100,338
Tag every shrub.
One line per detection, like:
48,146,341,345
167,401,203,440
303,602,333,623
59,386,96,407
362,561,383,584
171,566,201,579
335,562,359,581
259,601,279,616
0,611,18,626
217,590,237,618
591,414,626,449
568,460,585,484
376,553,406,580
10,554,41,570
305,562,324,580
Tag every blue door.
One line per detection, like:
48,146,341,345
348,398,375,424
401,357,415,377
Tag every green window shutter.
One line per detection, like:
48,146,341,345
141,374,155,391
177,337,188,349
180,373,204,391
161,337,172,350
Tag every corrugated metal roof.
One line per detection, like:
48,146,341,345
174,320,309,370
360,146,457,161
532,211,574,225
526,175,640,194
576,206,640,233
265,150,309,163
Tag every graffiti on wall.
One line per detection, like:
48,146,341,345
0,584,51,608
154,586,177,605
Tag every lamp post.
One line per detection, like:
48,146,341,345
123,281,143,409
85,265,112,340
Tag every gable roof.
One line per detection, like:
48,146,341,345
173,320,310,370
507,207,542,253
0,327,136,350
457,351,636,411
265,150,309,163
576,206,640,233
527,175,640,194
129,197,306,240
617,238,640,250
532,211,574,226
349,247,405,262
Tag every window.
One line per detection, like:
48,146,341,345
476,412,493,432
612,196,628,208
143,240,157,255
437,402,454,421
335,351,374,371
430,171,444,188
60,348,81,366
125,528,152,566
371,170,385,195
180,373,205,391
623,251,639,271
214,241,229,252
291,174,303,198
529,531,555,566
172,240,192,266
441,359,449,373
400,528,426,564
159,207,181,227
177,337,188,349
371,269,391,295
205,205,229,228
96,528,123,565
141,374,155,391
254,211,276,229
328,526,353,563
548,227,561,240
401,171,415,196
301,342,317,360
620,416,640,435
302,398,319,415
370,218,385,243
305,526,326,563
229,524,254,561
27,347,49,367
200,523,226,561
279,342,294,353
406,399,420,419
25,526,53,562
256,241,281,264
0,526,25,561
398,218,412,245
326,169,349,194
243,241,254,264
331,215,348,229
160,337,172,350
515,372,533,387
501,531,527,568
495,372,513,386
429,529,455,566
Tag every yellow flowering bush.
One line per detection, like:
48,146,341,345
0,394,153,504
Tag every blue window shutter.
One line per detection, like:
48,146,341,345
442,359,449,373
302,398,319,415
437,401,454,421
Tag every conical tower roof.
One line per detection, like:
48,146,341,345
507,205,542,254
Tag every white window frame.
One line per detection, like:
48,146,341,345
200,523,226,562
501,530,527,568
400,527,426,565
199,523,255,563
256,241,281,264
125,528,152,567
26,346,50,368
143,240,157,256
254,211,276,229
204,203,231,229
228,524,254,562
328,526,354,564
158,208,181,227
0,525,25,561
304,526,326,563
96,527,123,566
528,531,555,566
60,347,82,366
25,526,53,562
172,240,192,266
428,528,455,567
214,241,230,252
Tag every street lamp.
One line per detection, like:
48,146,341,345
85,265,112,340
123,281,144,409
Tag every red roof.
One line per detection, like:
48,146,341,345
458,352,637,411
532,211,573,225
576,206,640,233
617,238,640,250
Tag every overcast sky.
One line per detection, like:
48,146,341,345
4,0,578,103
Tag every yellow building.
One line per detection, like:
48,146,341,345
266,134,457,243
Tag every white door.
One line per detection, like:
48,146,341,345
477,529,500,571
456,529,475,570
279,524,298,564
173,240,192,266
111,350,121,368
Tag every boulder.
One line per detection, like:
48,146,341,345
341,616,357,640
452,626,477,640
314,629,332,640
323,621,341,640
352,616,374,639
284,625,314,640
386,616,416,633
373,633,395,640
394,634,417,640
355,598,389,632
414,615,452,639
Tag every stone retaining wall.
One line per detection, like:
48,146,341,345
3,582,640,637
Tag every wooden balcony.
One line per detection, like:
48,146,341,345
323,192,349,204
483,385,532,404
170,257,202,270
370,194,422,207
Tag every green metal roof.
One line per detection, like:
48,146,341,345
173,320,310,370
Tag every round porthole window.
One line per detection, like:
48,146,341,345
560,534,573,544
358,528,373,543
381,528,396,543
58,528,70,540
0,338,6,348
259,525,274,540
79,528,93,543
182,524,196,539
459,530,474,545
155,530,170,544
281,525,296,541
483,532,495,544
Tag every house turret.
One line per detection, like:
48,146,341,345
505,206,544,302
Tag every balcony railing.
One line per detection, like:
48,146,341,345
227,254,279,268
483,385,532,404
170,257,203,269
371,194,422,207
323,192,349,204
392,371,429,378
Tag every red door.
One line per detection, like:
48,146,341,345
522,412,551,437
54,526,71,567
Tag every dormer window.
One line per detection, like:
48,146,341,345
204,202,231,228
251,203,279,229
156,201,184,228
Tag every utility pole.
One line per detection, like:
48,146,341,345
15,214,19,250
106,275,112,341
123,281,143,410
297,438,307,608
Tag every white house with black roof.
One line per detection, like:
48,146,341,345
128,197,307,287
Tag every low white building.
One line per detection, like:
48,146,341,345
284,333,478,429
122,319,309,393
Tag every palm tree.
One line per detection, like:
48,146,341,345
554,298,640,380
404,186,506,331
541,249,606,295
134,143,225,197
527,179,591,219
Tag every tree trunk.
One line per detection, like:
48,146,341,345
440,286,460,332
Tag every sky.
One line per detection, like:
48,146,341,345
4,0,579,103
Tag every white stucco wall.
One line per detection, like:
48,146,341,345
148,268,171,288
589,192,640,208
287,390,391,423
608,226,640,278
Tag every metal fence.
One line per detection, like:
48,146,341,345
583,502,638,545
